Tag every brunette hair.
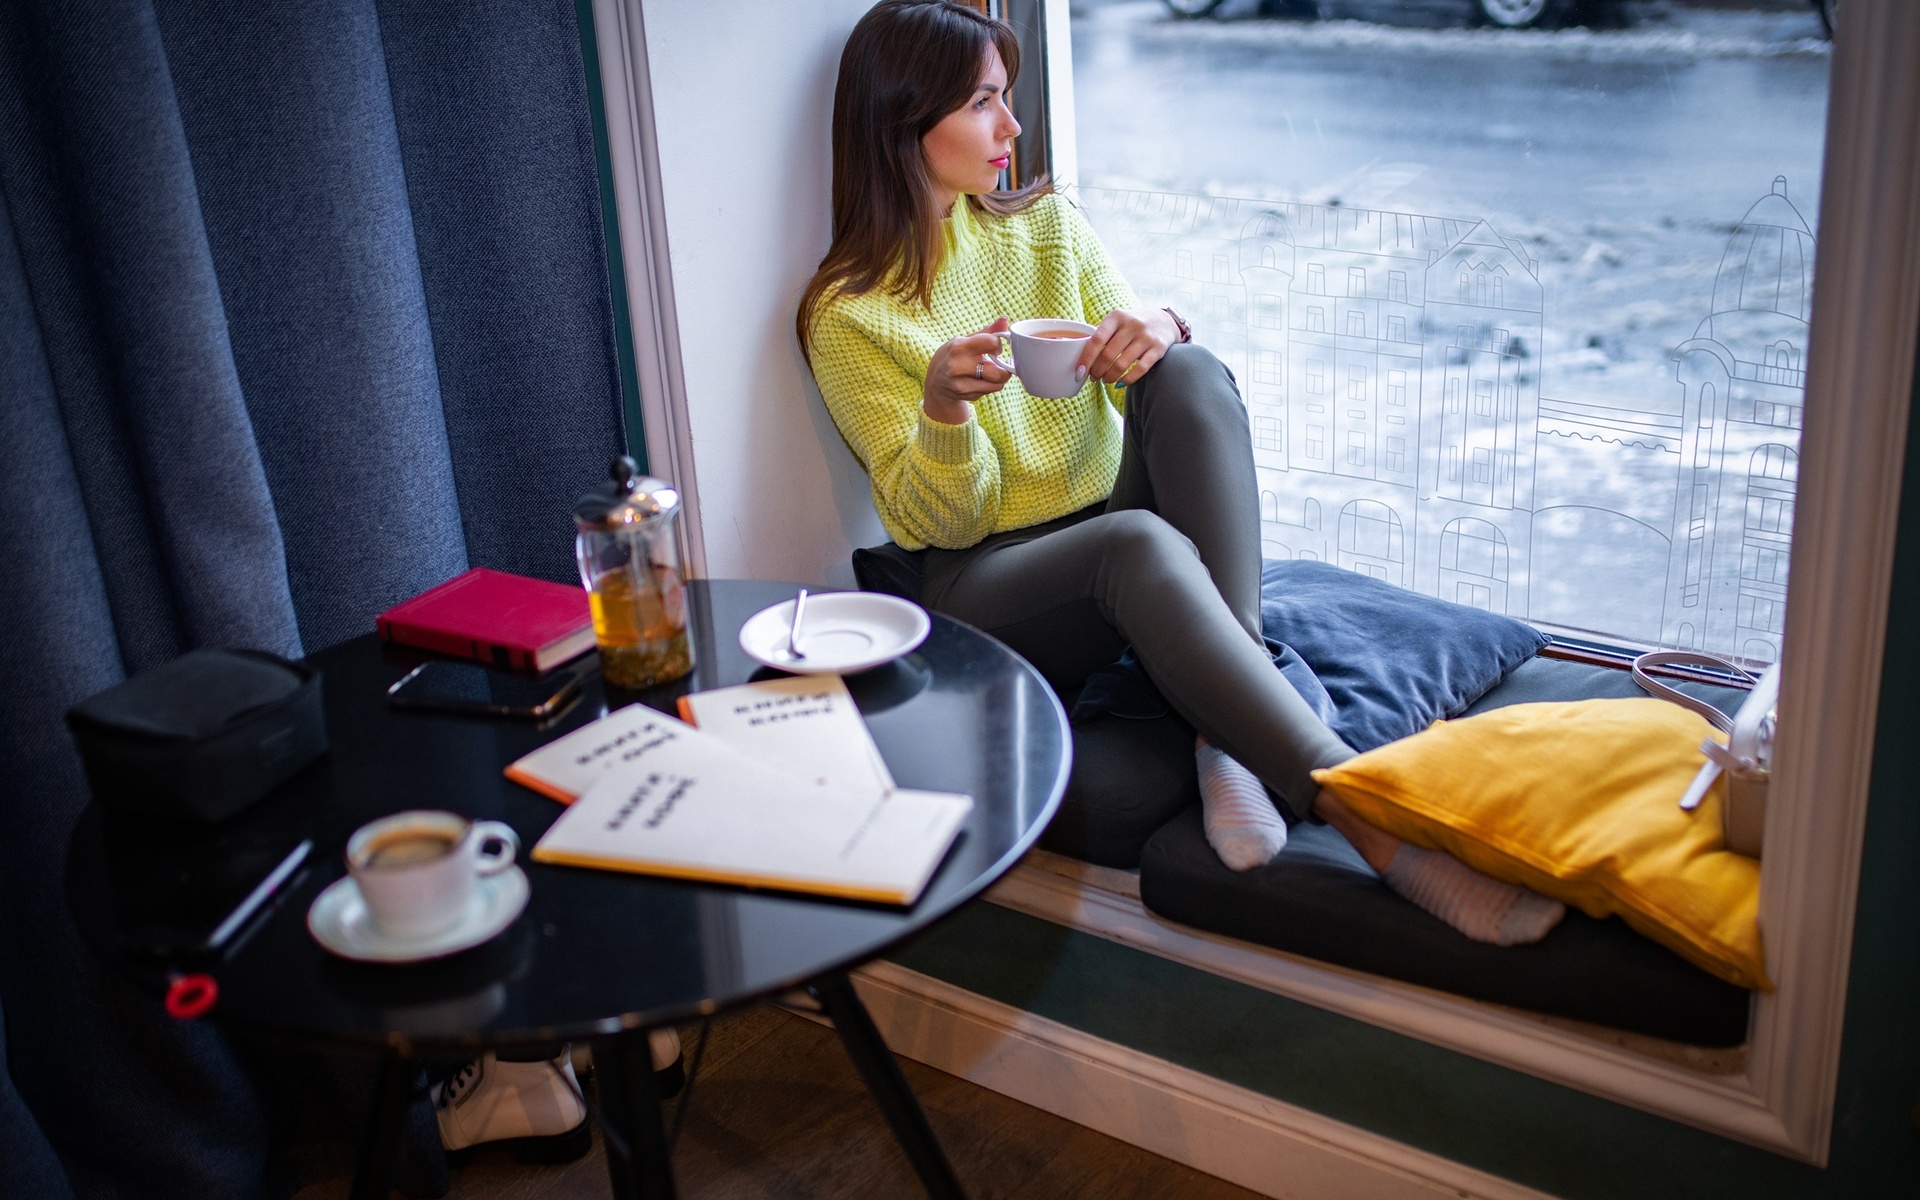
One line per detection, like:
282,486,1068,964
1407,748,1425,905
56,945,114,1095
797,0,1051,355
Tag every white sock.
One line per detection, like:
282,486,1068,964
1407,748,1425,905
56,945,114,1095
1198,738,1288,871
1380,844,1566,946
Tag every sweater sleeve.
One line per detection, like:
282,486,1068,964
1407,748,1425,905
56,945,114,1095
808,305,1003,551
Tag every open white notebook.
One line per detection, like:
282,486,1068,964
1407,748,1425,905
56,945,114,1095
516,686,971,906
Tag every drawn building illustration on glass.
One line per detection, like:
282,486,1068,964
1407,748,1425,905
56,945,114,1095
1079,178,1811,664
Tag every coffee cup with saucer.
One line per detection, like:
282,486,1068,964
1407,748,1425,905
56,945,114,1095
308,810,529,963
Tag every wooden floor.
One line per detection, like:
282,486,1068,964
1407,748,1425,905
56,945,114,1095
295,1004,1260,1199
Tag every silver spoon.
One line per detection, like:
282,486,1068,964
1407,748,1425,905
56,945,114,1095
786,588,809,661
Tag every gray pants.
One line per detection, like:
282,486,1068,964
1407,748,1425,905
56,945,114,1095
922,344,1355,815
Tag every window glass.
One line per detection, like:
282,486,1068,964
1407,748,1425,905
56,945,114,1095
1071,1,1829,663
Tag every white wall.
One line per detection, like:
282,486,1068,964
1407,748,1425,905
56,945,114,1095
636,0,885,586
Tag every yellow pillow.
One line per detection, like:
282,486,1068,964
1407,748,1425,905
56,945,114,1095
1311,698,1766,991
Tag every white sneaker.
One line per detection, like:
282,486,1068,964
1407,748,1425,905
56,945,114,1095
434,1050,591,1166
568,1028,685,1097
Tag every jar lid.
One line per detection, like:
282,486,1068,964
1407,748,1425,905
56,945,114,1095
573,456,680,531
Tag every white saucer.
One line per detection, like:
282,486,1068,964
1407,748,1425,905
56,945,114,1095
307,866,529,963
739,592,931,676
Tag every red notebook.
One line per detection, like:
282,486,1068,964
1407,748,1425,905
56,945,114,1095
376,568,596,672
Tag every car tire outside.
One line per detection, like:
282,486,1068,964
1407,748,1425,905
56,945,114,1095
1477,0,1552,28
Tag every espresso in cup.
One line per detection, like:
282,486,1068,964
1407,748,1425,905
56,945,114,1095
346,810,519,942
363,830,458,868
1008,318,1096,398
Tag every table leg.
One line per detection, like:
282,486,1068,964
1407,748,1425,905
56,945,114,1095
594,1029,677,1200
350,1050,418,1200
813,972,966,1200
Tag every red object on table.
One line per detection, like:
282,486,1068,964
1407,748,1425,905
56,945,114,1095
376,568,595,672
166,973,219,1020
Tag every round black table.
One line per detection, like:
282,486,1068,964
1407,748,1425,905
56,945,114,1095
67,580,1071,1200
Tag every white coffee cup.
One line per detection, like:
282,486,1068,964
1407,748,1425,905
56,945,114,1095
346,810,518,942
1007,318,1096,399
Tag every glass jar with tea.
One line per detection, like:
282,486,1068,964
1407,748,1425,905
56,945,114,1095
573,456,694,688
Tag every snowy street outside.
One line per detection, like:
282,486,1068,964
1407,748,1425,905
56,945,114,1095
1068,0,1829,659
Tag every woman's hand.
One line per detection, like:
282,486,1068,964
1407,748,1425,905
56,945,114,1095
1080,307,1181,387
923,316,1014,425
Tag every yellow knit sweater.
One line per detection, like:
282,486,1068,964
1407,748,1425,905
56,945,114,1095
807,193,1139,551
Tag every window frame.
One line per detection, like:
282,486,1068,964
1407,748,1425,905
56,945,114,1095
589,0,1920,1164
1008,0,1920,1163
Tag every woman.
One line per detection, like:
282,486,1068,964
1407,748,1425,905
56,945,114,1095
800,0,1560,946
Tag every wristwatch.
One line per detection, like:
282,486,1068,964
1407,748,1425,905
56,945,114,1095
1163,306,1193,344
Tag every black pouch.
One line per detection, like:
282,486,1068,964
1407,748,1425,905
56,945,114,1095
66,648,328,824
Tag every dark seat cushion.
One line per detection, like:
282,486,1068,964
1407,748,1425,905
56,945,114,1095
851,542,926,602
1037,695,1197,868
1137,655,1756,1046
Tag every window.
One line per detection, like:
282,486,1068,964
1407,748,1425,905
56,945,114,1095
1071,0,1826,668
1736,593,1785,635
1346,365,1367,400
1346,431,1368,467
1384,435,1406,472
1253,416,1283,452
1254,294,1284,330
1741,544,1790,586
1305,359,1326,394
1337,499,1405,586
1305,425,1325,460
1253,349,1283,385
1212,254,1230,284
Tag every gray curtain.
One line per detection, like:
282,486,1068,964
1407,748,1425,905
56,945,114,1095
0,0,627,1193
